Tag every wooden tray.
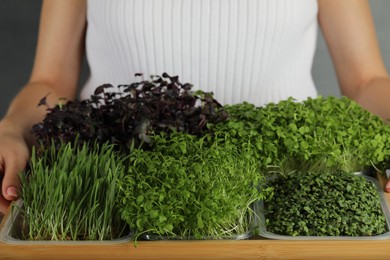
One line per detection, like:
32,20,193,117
0,173,389,260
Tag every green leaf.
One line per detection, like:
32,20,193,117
136,195,144,205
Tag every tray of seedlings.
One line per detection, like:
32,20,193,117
0,142,132,244
3,72,390,244
119,132,271,241
257,170,390,240
0,73,270,244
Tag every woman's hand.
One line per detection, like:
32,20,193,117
0,123,30,214
385,174,390,192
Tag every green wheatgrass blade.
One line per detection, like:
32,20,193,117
19,141,128,241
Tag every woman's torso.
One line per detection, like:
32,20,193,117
83,0,318,106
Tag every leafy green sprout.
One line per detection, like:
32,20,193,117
18,141,128,241
265,170,388,236
117,131,272,240
213,96,390,174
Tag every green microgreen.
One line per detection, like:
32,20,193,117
212,96,390,174
18,141,128,241
265,171,388,236
117,131,272,239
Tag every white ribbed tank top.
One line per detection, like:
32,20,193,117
83,0,318,106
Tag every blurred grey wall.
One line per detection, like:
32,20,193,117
313,0,390,98
0,0,390,118
0,0,42,118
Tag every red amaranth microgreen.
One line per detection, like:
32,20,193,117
32,73,229,153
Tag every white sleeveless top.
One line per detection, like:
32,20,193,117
83,0,318,106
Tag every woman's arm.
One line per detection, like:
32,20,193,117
318,0,390,192
0,0,87,212
4,0,87,139
318,0,390,120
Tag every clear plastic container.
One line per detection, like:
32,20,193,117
0,199,133,244
142,203,259,240
142,230,253,241
257,173,390,240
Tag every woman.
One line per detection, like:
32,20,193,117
0,0,390,213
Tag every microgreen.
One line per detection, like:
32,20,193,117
18,141,128,241
117,131,272,239
25,75,390,242
264,171,388,236
32,73,228,154
212,96,390,174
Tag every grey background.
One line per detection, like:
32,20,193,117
0,0,389,118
